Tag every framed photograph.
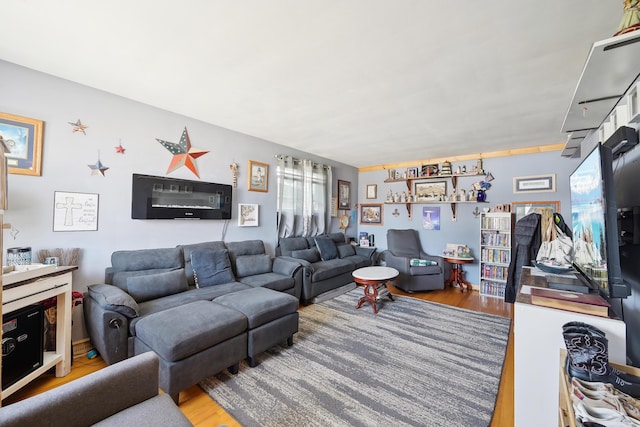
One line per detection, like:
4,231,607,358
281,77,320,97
338,180,351,209
248,160,268,192
422,207,441,230
414,181,447,201
406,167,419,178
511,200,560,222
360,203,383,225
513,174,556,194
366,184,377,199
238,203,259,226
0,112,44,176
53,191,99,231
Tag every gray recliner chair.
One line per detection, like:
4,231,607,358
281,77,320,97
382,229,446,292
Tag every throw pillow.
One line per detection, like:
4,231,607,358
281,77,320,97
87,283,139,318
315,236,338,261
291,248,320,263
235,254,272,277
191,249,236,287
126,269,188,302
337,244,356,258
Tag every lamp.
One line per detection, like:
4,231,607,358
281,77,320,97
485,172,494,182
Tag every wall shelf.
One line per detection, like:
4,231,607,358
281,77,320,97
384,172,487,220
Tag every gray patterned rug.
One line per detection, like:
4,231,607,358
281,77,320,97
200,290,511,427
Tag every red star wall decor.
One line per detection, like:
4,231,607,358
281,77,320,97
156,127,209,178
115,143,126,154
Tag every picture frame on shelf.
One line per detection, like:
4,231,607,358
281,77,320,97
360,203,383,225
0,112,44,176
511,200,560,222
248,160,268,192
366,184,377,199
338,180,351,209
513,174,556,194
406,167,419,178
421,164,439,177
238,203,259,226
414,181,446,201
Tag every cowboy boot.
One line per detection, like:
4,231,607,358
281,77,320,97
563,330,640,398
563,322,640,384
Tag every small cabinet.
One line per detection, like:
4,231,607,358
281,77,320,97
479,212,513,298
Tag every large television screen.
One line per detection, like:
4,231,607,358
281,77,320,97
569,143,630,299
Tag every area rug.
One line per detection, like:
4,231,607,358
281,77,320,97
200,290,511,427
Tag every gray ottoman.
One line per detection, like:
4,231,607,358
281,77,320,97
215,287,299,367
134,300,247,403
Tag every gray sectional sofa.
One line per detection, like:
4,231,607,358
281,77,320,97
84,239,302,365
277,232,376,304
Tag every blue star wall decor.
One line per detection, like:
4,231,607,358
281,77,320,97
156,127,209,178
88,159,109,176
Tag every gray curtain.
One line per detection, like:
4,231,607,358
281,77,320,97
276,156,332,238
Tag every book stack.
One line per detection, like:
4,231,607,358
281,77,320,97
530,287,610,317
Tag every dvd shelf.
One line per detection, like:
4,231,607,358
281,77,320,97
479,212,514,298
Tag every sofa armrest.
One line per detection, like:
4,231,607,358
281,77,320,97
381,250,411,274
83,292,131,365
272,256,302,277
0,353,192,427
355,246,376,261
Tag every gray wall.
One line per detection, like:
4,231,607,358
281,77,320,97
0,60,358,340
358,152,579,284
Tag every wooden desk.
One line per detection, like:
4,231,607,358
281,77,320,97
443,256,474,292
1,266,77,401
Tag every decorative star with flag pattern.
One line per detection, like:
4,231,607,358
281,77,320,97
156,127,209,178
69,119,88,134
88,159,109,176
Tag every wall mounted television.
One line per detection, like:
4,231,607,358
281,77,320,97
569,143,630,299
131,174,232,220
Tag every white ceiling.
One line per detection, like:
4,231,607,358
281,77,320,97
0,1,624,168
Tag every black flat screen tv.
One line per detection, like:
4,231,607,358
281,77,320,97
131,174,232,220
569,143,630,299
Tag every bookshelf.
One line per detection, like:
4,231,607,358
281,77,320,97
479,212,514,298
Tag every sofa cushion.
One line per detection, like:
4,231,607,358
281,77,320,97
88,284,139,318
315,236,338,261
278,237,309,257
235,254,272,277
311,258,354,281
409,265,443,276
337,244,356,258
191,249,236,287
238,273,295,292
291,247,320,263
126,269,188,303
178,241,226,286
111,247,183,272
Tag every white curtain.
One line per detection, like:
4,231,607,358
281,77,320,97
276,156,332,238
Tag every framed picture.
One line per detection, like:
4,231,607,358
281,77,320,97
360,203,383,225
406,167,419,178
248,160,268,192
0,112,44,176
422,207,441,230
53,191,99,231
338,180,351,209
366,184,377,199
511,200,560,222
238,203,259,226
414,181,447,201
513,174,556,194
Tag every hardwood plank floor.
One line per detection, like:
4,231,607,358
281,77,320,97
3,285,514,426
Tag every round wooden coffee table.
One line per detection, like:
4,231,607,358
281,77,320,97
352,266,399,314
443,256,474,292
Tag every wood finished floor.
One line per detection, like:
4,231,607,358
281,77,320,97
3,285,514,426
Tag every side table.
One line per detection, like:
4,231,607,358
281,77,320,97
352,266,398,314
443,256,474,292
